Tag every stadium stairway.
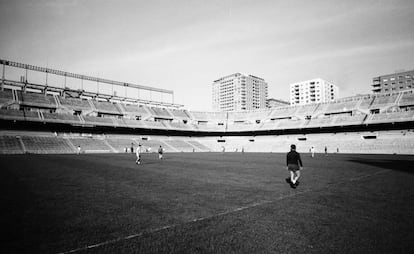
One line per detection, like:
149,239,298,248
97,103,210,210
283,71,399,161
103,139,118,153
159,141,180,152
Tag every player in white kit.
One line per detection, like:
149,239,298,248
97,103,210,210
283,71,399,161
135,144,141,165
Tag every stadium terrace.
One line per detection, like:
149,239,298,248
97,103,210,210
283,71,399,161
0,59,414,154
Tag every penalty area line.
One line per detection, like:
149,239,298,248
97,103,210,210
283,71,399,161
58,169,390,254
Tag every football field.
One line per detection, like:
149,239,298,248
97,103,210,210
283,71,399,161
1,152,413,253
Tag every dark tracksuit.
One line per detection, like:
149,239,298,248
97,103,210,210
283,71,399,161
286,150,303,171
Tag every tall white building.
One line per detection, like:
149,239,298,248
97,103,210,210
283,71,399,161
289,78,338,105
212,73,268,112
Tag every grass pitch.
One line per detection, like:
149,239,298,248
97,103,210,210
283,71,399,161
1,152,413,253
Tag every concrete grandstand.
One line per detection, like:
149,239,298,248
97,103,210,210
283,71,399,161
1,60,414,154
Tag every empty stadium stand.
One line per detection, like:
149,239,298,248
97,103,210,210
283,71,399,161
0,135,24,154
370,93,400,110
0,89,14,107
42,112,81,124
59,97,92,112
119,104,151,119
399,90,414,107
69,138,112,153
163,139,194,152
1,82,414,155
149,107,173,119
21,136,74,154
18,91,57,108
92,100,122,115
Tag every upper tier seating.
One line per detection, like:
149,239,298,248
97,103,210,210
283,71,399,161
165,121,194,130
119,104,151,118
0,135,24,154
59,97,92,111
18,92,57,108
0,109,40,121
42,112,81,124
306,116,336,128
195,123,226,132
399,90,414,107
82,115,115,126
189,111,209,121
366,110,414,124
21,136,74,153
169,109,191,120
324,99,360,114
228,110,271,122
358,96,375,111
0,89,14,106
268,106,297,119
190,111,227,122
370,93,399,109
149,107,173,119
24,110,41,120
0,109,25,120
143,120,167,129
294,104,319,118
331,114,367,126
121,118,148,128
226,123,256,132
92,100,121,114
260,119,306,130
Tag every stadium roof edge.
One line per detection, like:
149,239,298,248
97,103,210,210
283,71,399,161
0,59,173,94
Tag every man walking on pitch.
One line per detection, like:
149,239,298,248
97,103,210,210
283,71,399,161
135,144,142,165
286,144,303,188
158,145,163,160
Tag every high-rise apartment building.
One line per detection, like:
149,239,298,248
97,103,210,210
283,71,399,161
212,73,268,111
372,70,414,93
290,78,338,105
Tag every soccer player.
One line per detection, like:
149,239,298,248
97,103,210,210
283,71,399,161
285,144,303,189
310,146,315,158
77,145,81,155
158,145,163,160
135,144,141,165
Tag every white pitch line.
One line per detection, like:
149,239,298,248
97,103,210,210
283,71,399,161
58,169,390,254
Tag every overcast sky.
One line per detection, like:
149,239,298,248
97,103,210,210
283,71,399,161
1,0,413,110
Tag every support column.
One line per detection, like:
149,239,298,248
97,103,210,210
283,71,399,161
1,63,5,91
